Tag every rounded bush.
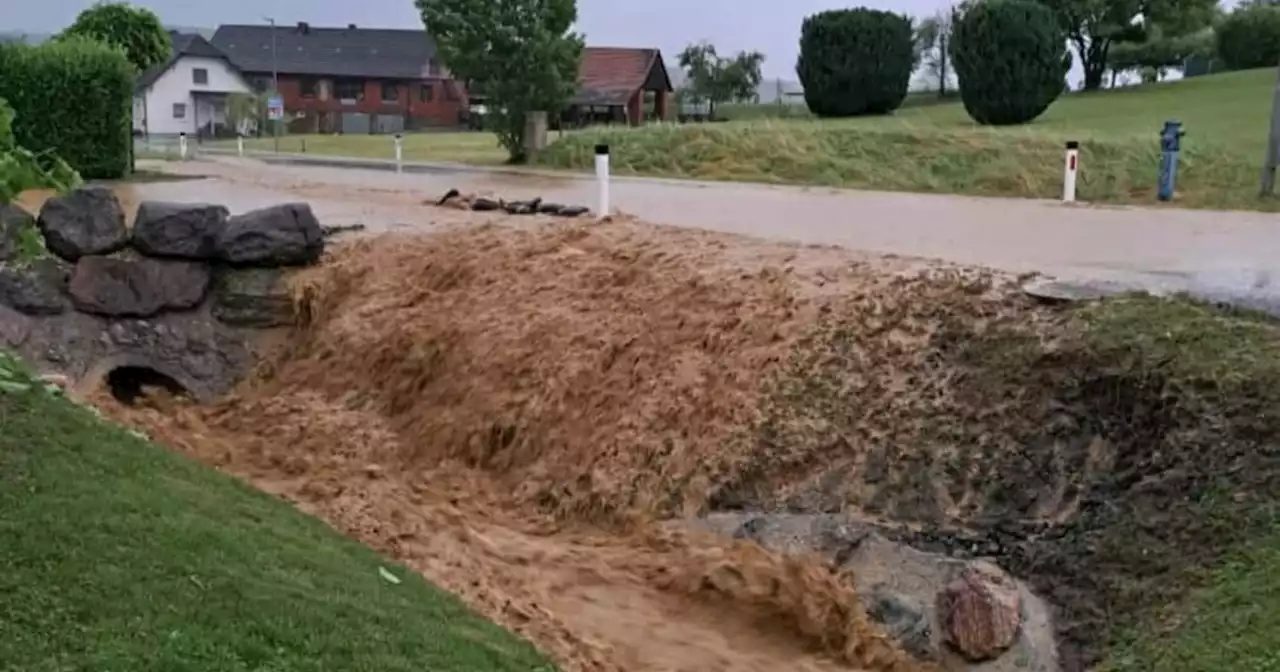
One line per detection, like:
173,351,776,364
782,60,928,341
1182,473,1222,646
796,8,915,117
1216,6,1280,71
950,0,1070,126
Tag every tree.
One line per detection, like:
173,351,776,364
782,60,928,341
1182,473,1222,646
415,0,583,163
951,0,1071,125
1038,0,1216,91
59,2,169,73
796,9,916,117
915,10,955,97
676,42,765,119
1216,4,1280,71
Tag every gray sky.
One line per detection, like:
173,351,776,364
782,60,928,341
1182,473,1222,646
11,0,953,80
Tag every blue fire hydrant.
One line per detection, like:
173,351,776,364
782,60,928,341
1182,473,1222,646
1158,120,1185,201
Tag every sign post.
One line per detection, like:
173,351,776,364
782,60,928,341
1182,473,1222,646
266,95,284,154
1062,140,1079,203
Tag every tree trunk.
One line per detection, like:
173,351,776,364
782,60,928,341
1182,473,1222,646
939,36,948,98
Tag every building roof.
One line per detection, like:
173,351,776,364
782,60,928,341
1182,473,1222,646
136,33,240,92
575,47,672,106
210,23,439,80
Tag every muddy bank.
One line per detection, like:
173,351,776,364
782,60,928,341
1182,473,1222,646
89,218,1280,671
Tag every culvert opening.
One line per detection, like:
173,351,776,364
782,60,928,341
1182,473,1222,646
106,366,189,405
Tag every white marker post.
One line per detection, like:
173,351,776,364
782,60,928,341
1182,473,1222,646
1062,140,1079,203
178,132,188,160
394,133,404,173
594,144,610,218
237,134,245,157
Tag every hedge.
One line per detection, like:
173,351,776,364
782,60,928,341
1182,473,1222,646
950,0,1069,126
796,8,915,117
1216,5,1280,72
0,37,133,179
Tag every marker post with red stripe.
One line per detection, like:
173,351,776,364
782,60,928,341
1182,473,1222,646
1062,140,1079,203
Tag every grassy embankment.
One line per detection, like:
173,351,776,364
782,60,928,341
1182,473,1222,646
538,68,1277,210
201,69,1276,210
0,353,552,672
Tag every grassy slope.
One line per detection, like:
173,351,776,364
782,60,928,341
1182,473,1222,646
538,69,1276,210
199,132,514,166
0,359,551,672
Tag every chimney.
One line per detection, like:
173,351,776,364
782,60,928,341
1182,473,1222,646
295,21,310,34
348,23,357,29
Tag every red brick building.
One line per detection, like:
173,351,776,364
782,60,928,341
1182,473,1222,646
211,22,466,133
210,23,674,132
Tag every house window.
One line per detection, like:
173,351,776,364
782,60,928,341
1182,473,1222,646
192,68,208,85
253,77,272,93
300,77,319,98
420,83,434,102
381,81,399,103
334,79,363,102
172,103,186,118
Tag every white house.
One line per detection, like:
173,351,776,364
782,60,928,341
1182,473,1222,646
134,33,252,138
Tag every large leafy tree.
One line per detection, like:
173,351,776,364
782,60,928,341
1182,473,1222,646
796,8,916,117
415,0,583,164
59,2,170,73
1038,0,1216,91
951,0,1070,125
677,42,765,118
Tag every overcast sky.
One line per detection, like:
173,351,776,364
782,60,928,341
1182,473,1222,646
11,0,960,80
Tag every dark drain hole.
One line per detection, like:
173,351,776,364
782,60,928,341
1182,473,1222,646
106,366,187,405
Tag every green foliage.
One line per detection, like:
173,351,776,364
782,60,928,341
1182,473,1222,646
0,98,80,205
914,11,955,96
1040,0,1216,90
0,38,133,179
1216,5,1280,71
951,0,1070,126
796,8,916,117
677,42,765,118
414,0,583,164
59,1,170,73
1110,25,1215,74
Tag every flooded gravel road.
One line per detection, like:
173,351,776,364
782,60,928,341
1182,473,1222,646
137,156,1280,291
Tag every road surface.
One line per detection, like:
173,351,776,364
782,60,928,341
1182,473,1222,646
139,155,1280,293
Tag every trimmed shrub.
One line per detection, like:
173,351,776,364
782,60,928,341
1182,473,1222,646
1216,5,1280,71
950,0,1070,126
796,8,915,117
0,37,133,179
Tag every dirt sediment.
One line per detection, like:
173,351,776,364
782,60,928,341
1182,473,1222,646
91,217,1280,671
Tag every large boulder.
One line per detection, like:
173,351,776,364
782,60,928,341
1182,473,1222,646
132,201,230,259
0,260,68,316
211,267,295,327
37,186,128,261
937,563,1023,662
0,203,37,262
215,203,324,266
68,256,210,318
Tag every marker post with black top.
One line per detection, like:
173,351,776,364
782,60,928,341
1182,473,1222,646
595,144,610,217
394,133,404,173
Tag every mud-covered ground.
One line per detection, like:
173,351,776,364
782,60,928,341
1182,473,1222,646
88,215,1280,671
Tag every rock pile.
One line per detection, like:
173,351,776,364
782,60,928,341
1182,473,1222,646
433,188,591,217
0,185,332,399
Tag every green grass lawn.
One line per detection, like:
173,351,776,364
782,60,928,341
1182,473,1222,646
0,354,552,672
537,68,1280,210
206,131,518,166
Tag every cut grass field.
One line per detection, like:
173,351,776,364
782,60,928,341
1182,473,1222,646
206,130,518,165
0,355,552,672
537,68,1279,210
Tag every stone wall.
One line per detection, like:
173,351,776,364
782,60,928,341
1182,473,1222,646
0,186,328,400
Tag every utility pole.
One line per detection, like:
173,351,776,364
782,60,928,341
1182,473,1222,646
265,16,279,154
1261,59,1280,196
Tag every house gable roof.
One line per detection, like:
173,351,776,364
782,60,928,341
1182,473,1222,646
575,47,672,106
210,24,439,80
136,33,243,92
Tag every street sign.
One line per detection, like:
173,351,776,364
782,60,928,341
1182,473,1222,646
266,96,284,121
